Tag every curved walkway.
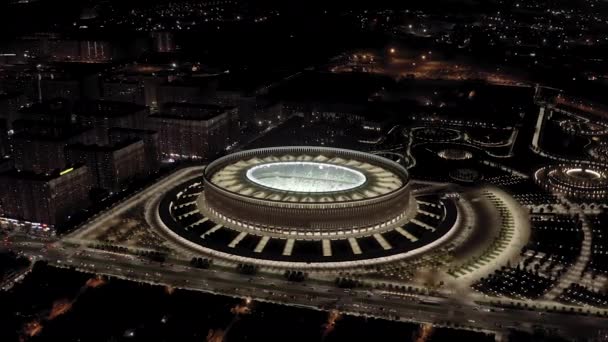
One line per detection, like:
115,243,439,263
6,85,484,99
543,196,592,300
530,105,608,168
446,187,531,285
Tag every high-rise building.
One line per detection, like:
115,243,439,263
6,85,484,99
101,79,146,105
0,159,14,173
73,100,148,144
0,67,36,97
212,90,256,128
39,73,100,102
0,92,28,129
155,78,218,107
12,125,95,174
148,103,239,161
5,33,60,61
109,127,161,175
65,139,146,191
252,98,284,127
210,71,289,128
0,165,92,227
8,33,112,63
79,40,111,61
0,119,9,159
16,98,73,127
152,32,175,53
101,62,219,109
101,65,164,108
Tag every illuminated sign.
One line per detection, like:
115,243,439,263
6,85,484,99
59,168,74,176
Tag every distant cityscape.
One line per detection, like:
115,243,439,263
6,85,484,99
0,0,608,341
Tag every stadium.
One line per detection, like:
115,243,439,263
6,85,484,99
156,147,460,269
588,143,608,163
559,118,608,137
534,164,608,200
204,146,411,235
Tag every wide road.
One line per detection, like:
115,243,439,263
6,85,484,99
25,244,608,341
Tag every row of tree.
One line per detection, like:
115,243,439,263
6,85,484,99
190,257,212,269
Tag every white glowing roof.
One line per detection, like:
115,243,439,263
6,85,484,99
565,168,601,180
246,162,366,193
209,153,406,203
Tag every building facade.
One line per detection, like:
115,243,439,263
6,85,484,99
73,100,148,144
0,165,92,226
12,126,95,174
109,127,161,175
148,103,239,160
65,139,146,191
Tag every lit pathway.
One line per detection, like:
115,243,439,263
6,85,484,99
447,187,531,285
530,105,607,168
543,196,592,300
531,106,545,151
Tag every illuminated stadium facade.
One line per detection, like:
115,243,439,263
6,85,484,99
157,147,460,269
534,164,608,199
559,119,608,136
204,147,411,234
588,143,608,163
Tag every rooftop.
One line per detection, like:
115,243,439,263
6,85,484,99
108,127,158,135
73,100,147,118
151,102,233,121
66,138,143,153
12,124,92,142
0,165,86,182
0,91,24,101
18,98,71,116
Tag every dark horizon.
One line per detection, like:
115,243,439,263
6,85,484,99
1,0,608,341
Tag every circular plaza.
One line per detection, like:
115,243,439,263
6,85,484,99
156,147,461,269
559,119,608,137
534,164,608,200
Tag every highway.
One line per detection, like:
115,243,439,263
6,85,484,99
13,241,606,341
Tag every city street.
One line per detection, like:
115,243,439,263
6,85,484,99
8,237,607,341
